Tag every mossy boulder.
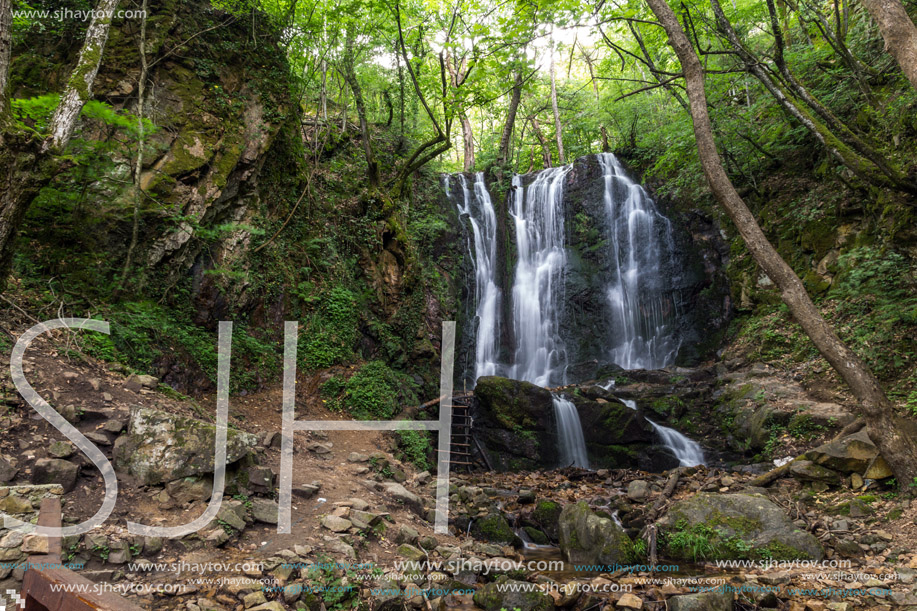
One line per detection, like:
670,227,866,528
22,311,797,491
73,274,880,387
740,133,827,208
113,406,258,485
558,501,632,566
472,377,557,470
660,493,824,561
473,577,555,611
531,500,563,541
470,513,516,545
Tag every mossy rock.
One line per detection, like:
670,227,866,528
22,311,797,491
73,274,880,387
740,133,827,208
660,493,824,561
470,513,516,545
558,501,632,566
532,500,563,541
473,577,555,611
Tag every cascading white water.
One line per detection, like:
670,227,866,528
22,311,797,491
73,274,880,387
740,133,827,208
553,395,590,469
450,173,502,380
599,153,680,370
620,398,704,467
509,167,571,388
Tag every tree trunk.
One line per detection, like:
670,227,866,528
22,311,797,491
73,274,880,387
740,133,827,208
45,0,121,152
859,0,917,91
645,0,917,488
117,0,149,293
711,0,915,194
530,116,552,168
341,37,379,188
549,37,565,165
0,0,120,292
0,0,11,124
460,111,474,172
497,71,523,166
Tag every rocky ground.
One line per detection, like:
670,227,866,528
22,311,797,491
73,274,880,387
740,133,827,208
1,320,916,611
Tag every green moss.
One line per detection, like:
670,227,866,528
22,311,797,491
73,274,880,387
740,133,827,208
533,501,562,525
472,514,515,544
523,527,549,545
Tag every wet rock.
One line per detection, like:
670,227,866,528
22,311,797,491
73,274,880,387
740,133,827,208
660,493,824,560
473,377,557,471
31,458,79,492
558,501,632,565
113,407,257,485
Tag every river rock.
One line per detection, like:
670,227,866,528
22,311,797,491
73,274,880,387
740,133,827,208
667,590,734,611
558,501,632,565
473,578,555,611
660,493,824,560
112,407,258,485
165,476,213,503
470,513,516,544
0,457,18,483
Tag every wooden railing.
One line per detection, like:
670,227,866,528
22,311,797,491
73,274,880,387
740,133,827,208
18,498,145,611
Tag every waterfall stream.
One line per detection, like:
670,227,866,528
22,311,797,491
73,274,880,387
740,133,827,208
445,154,704,470
449,173,502,380
552,395,590,469
621,398,704,467
509,167,571,388
599,152,680,370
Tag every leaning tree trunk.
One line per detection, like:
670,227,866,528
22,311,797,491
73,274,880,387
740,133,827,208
0,0,120,293
341,37,379,188
497,71,523,166
859,0,917,91
530,116,552,169
645,0,917,488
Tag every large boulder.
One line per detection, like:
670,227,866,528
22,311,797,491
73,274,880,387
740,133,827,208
660,493,823,560
473,377,557,470
558,501,632,566
804,430,888,475
113,407,258,485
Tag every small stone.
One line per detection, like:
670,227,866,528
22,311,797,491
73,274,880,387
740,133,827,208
48,441,75,459
102,392,113,402
518,489,536,504
850,473,864,489
307,442,333,454
21,534,49,554
243,591,268,608
293,544,312,557
251,498,279,525
293,483,320,498
31,458,79,492
397,525,419,544
0,457,18,483
85,431,111,446
348,452,369,462
396,544,425,562
321,515,352,532
102,419,125,434
617,593,643,610
826,603,849,611
206,529,229,546
627,480,648,501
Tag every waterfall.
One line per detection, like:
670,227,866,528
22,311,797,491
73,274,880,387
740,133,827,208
599,153,681,370
509,167,571,388
450,173,502,380
553,395,590,469
620,398,704,467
